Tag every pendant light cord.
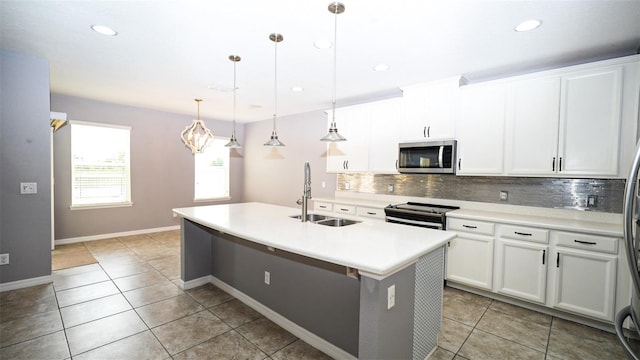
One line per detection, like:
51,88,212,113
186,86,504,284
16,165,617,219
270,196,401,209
232,59,237,134
330,6,338,127
273,37,278,133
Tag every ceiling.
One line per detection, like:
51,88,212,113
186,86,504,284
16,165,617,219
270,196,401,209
2,0,639,123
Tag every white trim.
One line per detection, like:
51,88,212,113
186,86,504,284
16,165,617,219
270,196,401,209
193,197,232,203
69,119,131,131
0,275,53,292
175,275,213,290
55,225,179,245
209,276,357,360
70,201,134,211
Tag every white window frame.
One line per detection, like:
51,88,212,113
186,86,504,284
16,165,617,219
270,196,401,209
194,137,231,202
70,120,133,210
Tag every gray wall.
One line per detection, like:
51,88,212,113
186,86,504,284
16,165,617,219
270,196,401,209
243,111,337,207
51,94,245,240
0,49,52,283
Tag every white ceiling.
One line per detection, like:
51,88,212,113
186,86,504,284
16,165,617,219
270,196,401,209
1,0,639,123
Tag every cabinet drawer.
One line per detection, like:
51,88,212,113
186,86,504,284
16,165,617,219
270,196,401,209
314,202,333,212
555,232,618,254
334,204,356,215
500,225,549,244
356,206,385,220
448,218,494,235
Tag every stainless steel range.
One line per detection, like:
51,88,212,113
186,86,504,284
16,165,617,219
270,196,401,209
384,202,460,230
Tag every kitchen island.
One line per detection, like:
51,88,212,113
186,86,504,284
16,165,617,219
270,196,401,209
173,202,455,360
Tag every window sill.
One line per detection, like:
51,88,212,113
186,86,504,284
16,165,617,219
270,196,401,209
70,201,133,211
194,197,232,203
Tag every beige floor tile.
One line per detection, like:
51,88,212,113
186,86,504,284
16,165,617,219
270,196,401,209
173,330,267,360
210,299,262,328
0,283,54,303
131,245,179,262
56,280,120,307
186,283,234,308
65,310,147,355
60,293,131,328
149,230,180,241
438,317,473,353
53,268,110,291
237,317,297,355
123,281,184,308
152,310,231,355
90,247,138,261
458,329,545,360
113,268,169,292
83,238,126,252
118,233,155,247
443,288,491,327
0,309,63,347
489,300,552,327
52,263,103,277
51,242,89,255
271,339,333,360
547,318,629,360
0,330,69,360
73,330,170,360
136,294,204,328
0,286,59,323
101,259,154,279
428,347,456,360
148,255,181,279
475,308,550,352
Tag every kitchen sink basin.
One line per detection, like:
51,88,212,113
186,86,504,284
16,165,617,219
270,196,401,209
315,218,360,227
289,214,360,227
289,214,330,222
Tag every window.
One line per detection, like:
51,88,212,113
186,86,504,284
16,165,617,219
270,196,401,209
70,121,132,209
194,137,230,200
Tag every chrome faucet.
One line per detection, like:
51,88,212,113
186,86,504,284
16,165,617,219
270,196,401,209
297,161,312,221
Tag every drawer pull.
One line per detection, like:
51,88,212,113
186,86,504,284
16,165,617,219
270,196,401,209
319,205,327,209
462,224,477,229
514,231,532,236
556,253,560,268
340,208,349,212
366,212,377,215
574,239,597,245
542,249,546,265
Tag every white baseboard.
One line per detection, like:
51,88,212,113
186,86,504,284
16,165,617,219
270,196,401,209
174,275,212,290
0,275,53,292
55,225,180,245
209,276,357,360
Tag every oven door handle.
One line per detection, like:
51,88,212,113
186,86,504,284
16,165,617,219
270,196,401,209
385,216,443,230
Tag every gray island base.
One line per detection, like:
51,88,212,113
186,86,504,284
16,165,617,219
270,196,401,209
174,203,451,360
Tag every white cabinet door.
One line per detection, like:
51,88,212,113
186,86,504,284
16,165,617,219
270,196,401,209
326,106,369,173
553,247,617,321
368,99,401,173
505,77,561,175
456,83,506,175
558,66,622,176
446,232,494,290
400,78,458,141
495,238,548,304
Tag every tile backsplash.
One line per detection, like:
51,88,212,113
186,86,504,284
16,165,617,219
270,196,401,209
337,173,626,214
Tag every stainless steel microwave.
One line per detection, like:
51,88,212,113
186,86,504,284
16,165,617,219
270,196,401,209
398,140,457,174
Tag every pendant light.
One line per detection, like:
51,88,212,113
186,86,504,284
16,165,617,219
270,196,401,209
180,99,214,154
225,55,242,148
320,2,346,142
264,33,285,147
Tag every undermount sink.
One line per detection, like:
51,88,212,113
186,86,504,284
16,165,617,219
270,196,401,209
289,214,360,227
289,214,330,222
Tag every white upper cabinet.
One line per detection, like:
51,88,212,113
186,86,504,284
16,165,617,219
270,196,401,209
400,77,462,141
326,98,402,174
558,66,622,176
455,82,506,175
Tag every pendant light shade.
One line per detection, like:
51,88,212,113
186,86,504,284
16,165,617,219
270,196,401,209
181,99,214,154
264,33,285,147
225,55,242,148
321,2,346,142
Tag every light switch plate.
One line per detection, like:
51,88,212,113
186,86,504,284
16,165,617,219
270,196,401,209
20,182,37,194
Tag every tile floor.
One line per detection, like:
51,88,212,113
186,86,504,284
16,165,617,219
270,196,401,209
0,230,635,359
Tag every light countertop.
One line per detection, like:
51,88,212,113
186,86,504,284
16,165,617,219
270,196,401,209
173,202,455,279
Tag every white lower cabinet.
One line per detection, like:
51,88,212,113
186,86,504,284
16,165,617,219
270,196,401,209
446,218,494,290
552,232,618,322
495,238,548,304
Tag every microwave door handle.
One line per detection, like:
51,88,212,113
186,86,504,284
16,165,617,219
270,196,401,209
438,146,444,168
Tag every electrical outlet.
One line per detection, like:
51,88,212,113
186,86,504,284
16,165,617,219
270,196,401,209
264,271,270,285
499,191,508,201
344,182,350,190
387,284,395,310
388,184,395,193
0,253,9,265
20,182,37,194
587,195,598,208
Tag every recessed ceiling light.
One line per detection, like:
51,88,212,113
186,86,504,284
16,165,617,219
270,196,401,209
373,64,390,72
90,24,118,36
314,39,332,49
291,86,304,92
514,19,542,32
